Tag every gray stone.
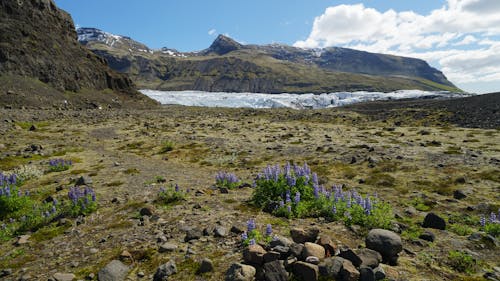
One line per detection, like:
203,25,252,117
365,229,402,265
422,212,446,230
75,176,92,186
319,257,344,279
271,245,290,259
139,207,153,216
305,256,320,265
159,242,178,253
359,267,375,281
263,260,288,281
293,261,319,281
15,235,30,246
317,235,337,257
98,260,129,281
419,230,435,242
199,258,214,274
338,247,362,267
290,227,319,244
225,263,256,281
264,251,281,263
214,226,228,237
153,260,177,281
243,244,267,265
289,243,304,258
269,236,292,248
453,190,467,200
53,273,75,281
340,259,360,281
373,266,386,280
185,228,203,242
357,248,382,269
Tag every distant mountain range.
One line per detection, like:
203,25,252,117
77,27,460,93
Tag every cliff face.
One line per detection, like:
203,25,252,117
0,0,135,93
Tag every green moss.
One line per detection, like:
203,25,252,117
365,172,396,188
124,168,140,175
31,224,68,242
106,181,124,187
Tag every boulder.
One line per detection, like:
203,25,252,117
359,267,375,281
317,235,337,257
319,257,345,279
419,230,435,242
290,227,319,244
243,244,267,265
422,212,446,230
185,228,203,242
98,260,129,281
340,259,360,281
159,242,178,253
153,260,177,281
263,260,288,281
199,258,214,274
53,273,76,281
293,261,319,281
357,248,382,269
338,247,362,267
289,243,304,258
302,242,326,260
225,263,256,281
365,229,402,265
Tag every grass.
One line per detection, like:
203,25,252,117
31,224,68,242
159,140,175,153
447,251,477,274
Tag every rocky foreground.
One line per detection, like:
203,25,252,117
0,104,499,281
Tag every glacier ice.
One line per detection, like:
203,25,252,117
140,90,467,110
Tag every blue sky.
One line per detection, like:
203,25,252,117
55,0,500,93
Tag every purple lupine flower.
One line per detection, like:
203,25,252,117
247,218,256,233
279,200,284,208
17,189,22,197
285,190,291,204
0,188,3,196
286,174,296,187
313,184,319,199
287,205,292,213
294,192,301,204
5,186,10,197
159,186,166,193
480,216,486,227
312,173,318,186
490,212,497,223
284,162,291,176
241,232,248,240
266,224,272,236
51,205,57,214
175,184,180,192
1,223,6,230
249,239,256,245
332,205,337,214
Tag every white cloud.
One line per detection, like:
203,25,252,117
208,29,217,36
294,0,500,93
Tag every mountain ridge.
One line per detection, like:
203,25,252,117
77,28,461,93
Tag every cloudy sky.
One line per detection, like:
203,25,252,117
56,0,500,93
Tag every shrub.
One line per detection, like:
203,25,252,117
215,171,240,189
240,218,273,246
481,210,500,237
252,162,393,229
159,140,174,153
65,186,97,217
157,184,185,205
48,159,72,172
447,250,477,273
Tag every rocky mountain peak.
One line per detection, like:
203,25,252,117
205,34,243,55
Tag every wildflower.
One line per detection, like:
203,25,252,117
480,216,486,227
249,239,256,245
266,224,273,236
241,232,248,240
175,184,180,192
285,191,291,204
294,192,301,204
332,205,337,214
247,218,256,233
287,205,292,213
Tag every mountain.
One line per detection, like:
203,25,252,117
0,0,155,109
77,29,460,93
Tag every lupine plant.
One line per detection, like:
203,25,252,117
252,162,393,229
0,172,32,220
215,171,240,189
66,186,97,217
48,159,72,172
157,184,186,205
240,218,274,246
480,209,500,237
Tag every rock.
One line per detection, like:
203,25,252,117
270,245,290,259
305,256,320,265
404,206,418,216
293,261,319,281
302,242,326,260
340,259,360,281
422,212,446,230
220,187,229,193
453,190,467,200
264,251,281,263
373,266,386,280
359,267,375,281
75,176,92,186
119,250,132,261
185,228,203,242
214,225,228,237
139,207,153,216
225,263,256,281
365,229,402,265
137,271,145,278
230,225,244,234
98,260,129,281
357,248,382,269
15,234,30,245
29,124,36,131
53,273,76,281
159,242,178,253
269,236,292,248
290,227,319,244
243,244,267,265
0,269,12,277
263,260,288,281
338,247,362,267
419,231,435,242
289,243,304,258
199,258,214,274
317,235,337,257
153,260,177,281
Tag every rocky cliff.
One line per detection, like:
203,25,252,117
0,0,155,108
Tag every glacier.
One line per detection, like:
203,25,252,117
140,90,467,110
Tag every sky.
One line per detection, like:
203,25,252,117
54,0,500,94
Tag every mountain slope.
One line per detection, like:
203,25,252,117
78,29,461,93
0,0,156,108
